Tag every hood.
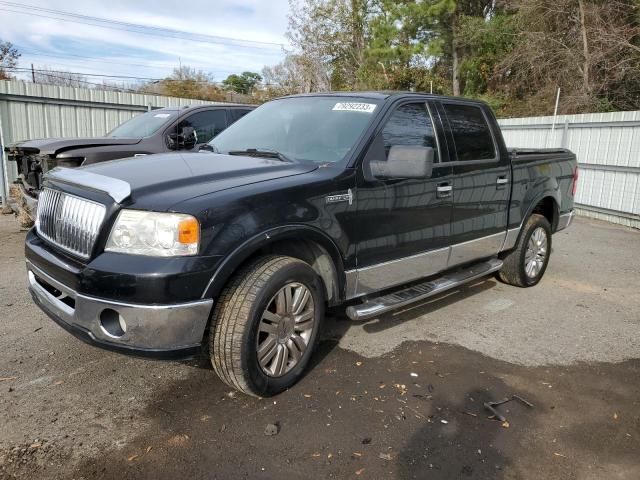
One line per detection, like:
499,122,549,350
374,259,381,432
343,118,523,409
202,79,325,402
79,152,319,210
5,137,141,155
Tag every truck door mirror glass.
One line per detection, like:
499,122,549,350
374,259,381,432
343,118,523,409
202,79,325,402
370,146,434,179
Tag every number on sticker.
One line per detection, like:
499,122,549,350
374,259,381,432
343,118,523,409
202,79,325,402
332,103,377,113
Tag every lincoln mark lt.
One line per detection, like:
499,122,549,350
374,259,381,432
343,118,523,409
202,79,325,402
25,92,577,396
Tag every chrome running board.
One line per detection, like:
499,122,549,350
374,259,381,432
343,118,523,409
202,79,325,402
345,258,503,321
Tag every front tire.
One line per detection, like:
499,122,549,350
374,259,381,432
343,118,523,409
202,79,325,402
209,255,325,397
497,214,552,287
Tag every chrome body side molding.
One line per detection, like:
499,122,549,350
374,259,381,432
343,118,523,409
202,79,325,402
447,231,505,269
45,167,132,203
345,231,511,299
349,247,450,298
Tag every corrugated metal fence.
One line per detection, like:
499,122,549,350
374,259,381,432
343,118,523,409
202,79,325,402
499,111,640,229
1,80,638,229
0,79,226,204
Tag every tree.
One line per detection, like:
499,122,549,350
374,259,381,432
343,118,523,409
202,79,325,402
287,0,374,90
262,54,329,96
498,0,640,114
221,71,263,94
0,41,20,80
33,66,89,87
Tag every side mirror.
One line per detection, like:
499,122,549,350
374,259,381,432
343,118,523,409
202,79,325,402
370,146,434,179
166,127,198,150
198,144,215,152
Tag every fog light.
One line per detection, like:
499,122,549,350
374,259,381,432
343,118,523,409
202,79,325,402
99,308,127,338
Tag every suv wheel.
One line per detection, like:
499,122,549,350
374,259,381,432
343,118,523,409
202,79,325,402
209,255,325,397
497,213,552,287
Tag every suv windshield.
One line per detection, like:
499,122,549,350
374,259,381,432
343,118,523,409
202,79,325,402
209,96,381,164
108,110,178,138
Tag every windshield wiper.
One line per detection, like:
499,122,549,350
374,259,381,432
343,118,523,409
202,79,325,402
227,148,293,163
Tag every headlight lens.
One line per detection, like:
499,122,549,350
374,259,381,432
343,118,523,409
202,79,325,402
105,210,199,256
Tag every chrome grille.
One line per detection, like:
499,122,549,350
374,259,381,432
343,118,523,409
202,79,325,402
36,188,107,259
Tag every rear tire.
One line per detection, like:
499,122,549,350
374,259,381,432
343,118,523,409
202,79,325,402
209,255,325,397
497,214,552,287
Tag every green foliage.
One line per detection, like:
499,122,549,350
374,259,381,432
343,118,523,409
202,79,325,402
279,0,640,115
221,71,263,94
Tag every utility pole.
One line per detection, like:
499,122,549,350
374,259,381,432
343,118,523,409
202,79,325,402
31,64,36,83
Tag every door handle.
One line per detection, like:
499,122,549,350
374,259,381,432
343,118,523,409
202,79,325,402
436,183,452,198
496,177,509,185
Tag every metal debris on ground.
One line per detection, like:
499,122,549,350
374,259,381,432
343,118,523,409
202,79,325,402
484,394,534,422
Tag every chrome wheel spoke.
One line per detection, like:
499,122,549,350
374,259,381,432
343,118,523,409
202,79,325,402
286,336,304,362
292,287,310,315
259,321,278,335
273,344,288,376
295,310,314,332
258,336,278,367
262,310,281,323
275,290,287,315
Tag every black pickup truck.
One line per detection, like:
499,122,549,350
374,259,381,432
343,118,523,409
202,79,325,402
25,92,577,397
5,104,254,226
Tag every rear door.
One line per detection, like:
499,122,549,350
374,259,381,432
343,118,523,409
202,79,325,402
437,101,510,267
352,100,453,296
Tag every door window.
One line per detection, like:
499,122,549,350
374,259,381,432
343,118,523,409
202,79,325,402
228,108,253,123
176,110,227,144
381,103,439,160
442,103,495,161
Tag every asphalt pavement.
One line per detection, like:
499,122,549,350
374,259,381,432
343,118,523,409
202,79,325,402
0,214,638,479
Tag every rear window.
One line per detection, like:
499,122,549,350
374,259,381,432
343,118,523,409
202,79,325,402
442,103,495,161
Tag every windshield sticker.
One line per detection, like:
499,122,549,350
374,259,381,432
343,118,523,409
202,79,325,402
153,113,171,118
332,102,377,113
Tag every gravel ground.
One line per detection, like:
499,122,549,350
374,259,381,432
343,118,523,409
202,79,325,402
0,214,639,479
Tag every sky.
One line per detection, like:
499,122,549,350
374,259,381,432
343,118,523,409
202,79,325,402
0,0,290,85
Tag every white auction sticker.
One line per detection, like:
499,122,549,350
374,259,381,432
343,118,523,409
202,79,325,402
154,113,171,118
332,102,377,113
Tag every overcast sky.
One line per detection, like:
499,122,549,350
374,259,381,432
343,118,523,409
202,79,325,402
1,0,290,84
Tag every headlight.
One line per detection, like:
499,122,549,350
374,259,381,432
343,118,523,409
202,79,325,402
105,210,199,257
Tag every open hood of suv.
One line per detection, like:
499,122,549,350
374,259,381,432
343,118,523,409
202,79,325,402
6,137,142,155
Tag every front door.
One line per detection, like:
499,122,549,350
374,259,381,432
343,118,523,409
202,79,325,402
352,101,453,297
437,101,510,267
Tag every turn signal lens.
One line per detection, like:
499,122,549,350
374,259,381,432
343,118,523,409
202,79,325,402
178,217,199,244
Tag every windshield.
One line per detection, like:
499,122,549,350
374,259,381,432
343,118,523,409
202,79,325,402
209,96,381,164
108,110,178,138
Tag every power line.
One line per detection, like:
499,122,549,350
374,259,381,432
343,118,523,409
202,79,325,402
15,45,235,75
0,2,287,51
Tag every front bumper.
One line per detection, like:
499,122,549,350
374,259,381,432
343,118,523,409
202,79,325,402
27,260,213,357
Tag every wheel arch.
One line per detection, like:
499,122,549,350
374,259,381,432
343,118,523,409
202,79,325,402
525,194,560,232
201,225,345,306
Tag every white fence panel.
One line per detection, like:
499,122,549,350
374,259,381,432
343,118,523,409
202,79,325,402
500,111,640,229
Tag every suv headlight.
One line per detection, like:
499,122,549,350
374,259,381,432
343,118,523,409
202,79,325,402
105,210,199,257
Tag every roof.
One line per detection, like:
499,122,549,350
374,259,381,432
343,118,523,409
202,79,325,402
153,103,256,112
279,91,487,105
